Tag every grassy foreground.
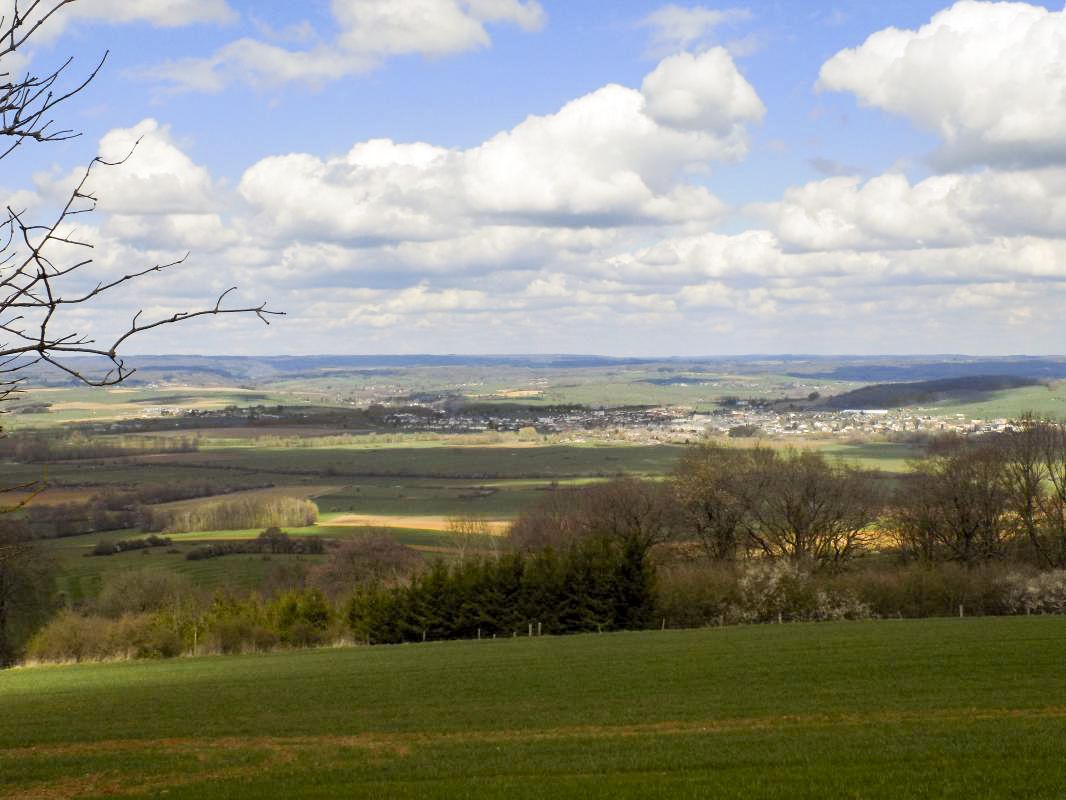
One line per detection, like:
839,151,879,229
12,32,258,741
3,618,1066,798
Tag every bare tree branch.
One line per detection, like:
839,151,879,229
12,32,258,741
0,3,283,391
1,2,104,159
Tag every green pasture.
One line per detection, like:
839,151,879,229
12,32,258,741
43,523,477,604
177,443,685,479
313,477,594,518
916,382,1066,420
819,441,925,473
0,443,685,490
43,530,329,603
3,618,1065,798
0,460,302,495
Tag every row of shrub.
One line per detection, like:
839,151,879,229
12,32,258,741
26,589,341,662
186,529,325,560
91,534,172,556
24,559,1066,664
0,432,198,462
656,560,1066,625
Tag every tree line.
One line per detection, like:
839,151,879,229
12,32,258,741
676,417,1066,568
0,483,279,540
0,432,199,463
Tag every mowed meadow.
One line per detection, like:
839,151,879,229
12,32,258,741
3,618,1066,799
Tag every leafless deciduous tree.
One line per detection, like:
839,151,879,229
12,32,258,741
892,444,1011,565
507,477,674,557
672,442,752,560
999,415,1066,567
742,448,883,567
447,514,499,563
1,0,281,393
674,444,882,567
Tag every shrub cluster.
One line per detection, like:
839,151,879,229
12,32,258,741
25,567,341,663
185,528,324,560
653,560,1023,626
655,561,871,627
1001,570,1066,614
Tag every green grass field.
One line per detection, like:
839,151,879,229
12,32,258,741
0,442,685,494
45,524,479,603
919,382,1066,419
45,530,330,603
2,617,1065,798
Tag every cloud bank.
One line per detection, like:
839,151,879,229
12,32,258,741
17,1,1066,356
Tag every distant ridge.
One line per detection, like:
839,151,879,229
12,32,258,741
791,358,1066,382
12,353,1066,387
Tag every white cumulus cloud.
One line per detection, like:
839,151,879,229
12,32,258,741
641,49,764,134
239,51,761,238
818,0,1066,167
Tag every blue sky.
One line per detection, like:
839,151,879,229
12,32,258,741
6,0,1066,357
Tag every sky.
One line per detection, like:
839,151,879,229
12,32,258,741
5,0,1066,357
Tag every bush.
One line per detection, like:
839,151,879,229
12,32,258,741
735,561,817,622
842,563,1010,618
655,560,873,626
25,611,181,662
271,589,334,646
203,620,279,655
25,611,111,662
1002,570,1066,614
185,534,324,561
94,569,195,618
655,562,742,627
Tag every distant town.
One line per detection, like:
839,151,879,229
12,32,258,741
120,397,1016,443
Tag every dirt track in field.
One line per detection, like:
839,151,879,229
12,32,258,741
8,706,1066,799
